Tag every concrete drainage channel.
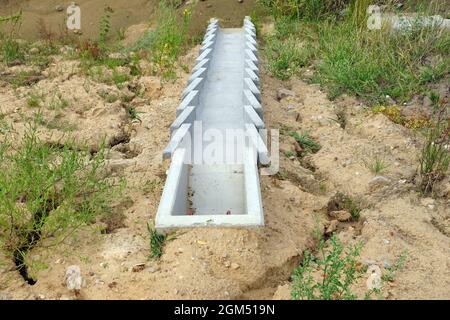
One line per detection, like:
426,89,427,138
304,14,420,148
155,17,269,231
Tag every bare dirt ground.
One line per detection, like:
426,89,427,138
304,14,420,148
0,19,449,300
0,0,256,40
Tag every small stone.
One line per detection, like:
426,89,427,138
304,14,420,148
366,265,382,290
108,52,128,60
224,261,231,268
238,0,243,3
385,95,396,105
231,263,240,270
325,220,338,234
147,266,159,273
312,115,329,126
369,176,391,191
423,96,432,108
277,88,295,101
342,159,352,167
100,262,108,268
29,47,40,55
294,141,303,156
383,259,392,269
363,259,377,266
55,5,64,12
328,210,352,222
132,263,146,273
60,45,74,55
420,197,435,207
383,239,390,245
65,265,83,291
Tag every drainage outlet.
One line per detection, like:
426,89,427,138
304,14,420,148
155,17,267,232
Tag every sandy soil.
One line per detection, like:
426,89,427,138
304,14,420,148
0,20,449,300
0,0,257,40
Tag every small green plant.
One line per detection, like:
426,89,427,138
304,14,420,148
0,123,120,283
26,42,59,68
428,91,440,109
382,252,408,283
0,10,22,24
284,150,295,158
368,156,389,175
150,2,192,79
419,106,449,194
4,70,42,88
260,0,348,21
99,6,114,47
47,92,70,110
349,0,370,28
328,192,362,220
111,70,130,86
0,113,10,134
26,93,42,108
46,117,78,132
148,223,166,259
288,131,321,154
126,106,141,121
334,108,347,129
116,27,126,41
276,169,289,180
265,35,313,80
291,234,363,300
127,1,193,79
319,181,327,193
142,178,162,194
0,10,23,65
104,93,119,103
1,38,23,65
344,196,361,220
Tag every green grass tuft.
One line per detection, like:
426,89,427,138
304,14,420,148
419,105,449,194
262,2,450,104
368,156,389,175
148,223,166,259
288,131,321,154
291,234,363,300
0,123,121,274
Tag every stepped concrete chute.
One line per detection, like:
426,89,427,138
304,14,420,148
156,17,268,231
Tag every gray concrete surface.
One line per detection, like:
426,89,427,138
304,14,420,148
156,17,266,231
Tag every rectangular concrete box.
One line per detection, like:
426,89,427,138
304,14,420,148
156,17,265,232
